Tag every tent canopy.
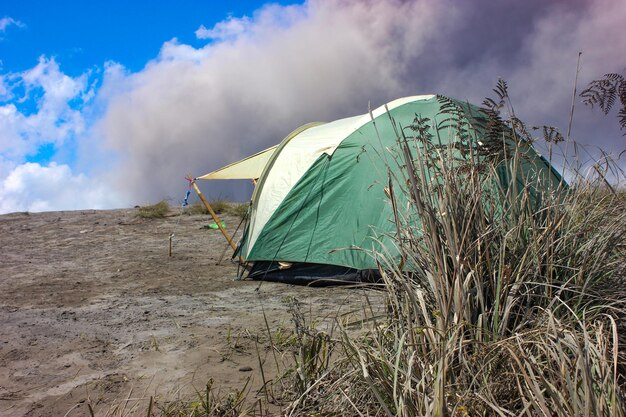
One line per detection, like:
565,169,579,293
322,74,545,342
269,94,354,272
197,145,278,180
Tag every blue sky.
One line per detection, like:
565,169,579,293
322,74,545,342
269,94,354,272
0,0,624,213
1,1,299,74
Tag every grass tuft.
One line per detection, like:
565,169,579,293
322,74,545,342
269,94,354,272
184,201,209,215
227,202,249,219
208,199,230,214
282,87,626,416
185,200,249,219
135,201,170,219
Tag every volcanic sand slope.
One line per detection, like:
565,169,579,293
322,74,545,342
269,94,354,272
0,209,374,416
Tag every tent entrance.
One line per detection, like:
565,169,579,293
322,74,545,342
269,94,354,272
248,261,380,286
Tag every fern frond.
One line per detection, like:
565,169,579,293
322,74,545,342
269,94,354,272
482,97,504,114
580,71,625,115
494,79,509,101
542,126,564,143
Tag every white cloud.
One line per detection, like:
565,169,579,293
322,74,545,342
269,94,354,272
0,16,25,33
0,74,11,98
158,39,210,63
194,3,306,42
0,57,104,214
0,162,122,213
195,16,252,41
0,56,91,159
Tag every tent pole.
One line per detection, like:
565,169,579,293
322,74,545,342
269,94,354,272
189,178,238,252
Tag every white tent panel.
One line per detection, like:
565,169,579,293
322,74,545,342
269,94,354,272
197,145,278,180
245,94,435,255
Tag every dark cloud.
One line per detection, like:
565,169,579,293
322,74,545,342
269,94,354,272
91,0,625,205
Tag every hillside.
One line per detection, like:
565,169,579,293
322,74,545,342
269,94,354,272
0,208,369,416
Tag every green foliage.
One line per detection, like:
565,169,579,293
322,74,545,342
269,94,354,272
283,87,626,416
581,68,626,134
135,201,170,219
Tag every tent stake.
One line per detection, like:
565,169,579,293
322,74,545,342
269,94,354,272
189,178,239,252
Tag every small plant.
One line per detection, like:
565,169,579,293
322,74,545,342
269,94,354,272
184,199,249,219
270,324,298,350
135,201,170,219
150,335,160,352
227,202,249,219
151,378,257,417
185,201,208,215
272,300,337,414
209,199,231,214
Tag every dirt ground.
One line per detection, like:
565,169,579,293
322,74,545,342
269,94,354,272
0,208,379,416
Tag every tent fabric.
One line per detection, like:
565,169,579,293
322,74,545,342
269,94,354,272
245,94,435,256
245,97,443,268
197,145,278,180
247,114,365,255
200,94,564,281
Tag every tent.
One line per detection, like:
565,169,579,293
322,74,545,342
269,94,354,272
196,94,564,284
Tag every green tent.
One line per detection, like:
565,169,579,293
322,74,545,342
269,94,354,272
198,95,563,283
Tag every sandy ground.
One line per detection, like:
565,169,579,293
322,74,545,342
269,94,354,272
0,208,378,416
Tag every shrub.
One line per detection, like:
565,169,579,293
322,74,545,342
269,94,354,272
285,88,626,416
208,199,230,214
185,200,249,219
227,202,249,219
135,201,170,219
185,201,209,215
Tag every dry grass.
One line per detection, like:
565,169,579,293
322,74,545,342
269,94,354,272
185,200,249,219
184,201,209,215
282,92,626,416
135,201,170,219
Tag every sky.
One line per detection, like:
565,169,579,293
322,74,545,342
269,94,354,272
0,0,625,213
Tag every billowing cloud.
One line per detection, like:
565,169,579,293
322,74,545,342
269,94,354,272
94,0,624,205
95,0,453,202
1,0,625,213
0,162,122,213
